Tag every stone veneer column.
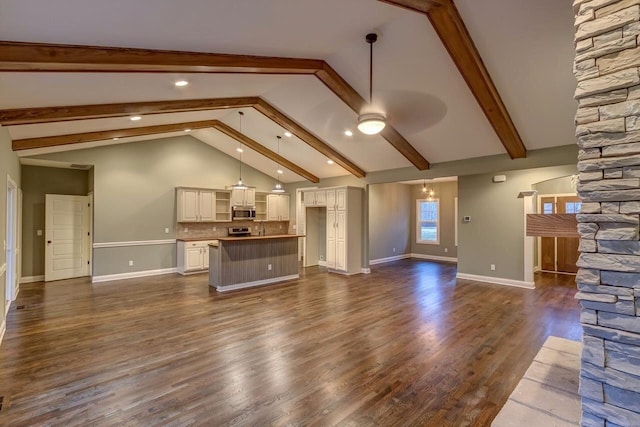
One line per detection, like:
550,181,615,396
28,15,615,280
573,0,640,426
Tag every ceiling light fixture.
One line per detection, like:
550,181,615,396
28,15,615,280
130,116,142,121
112,137,120,141
231,111,248,190
174,80,189,87
344,130,353,137
184,128,192,132
357,33,386,136
327,160,335,165
284,131,293,138
272,135,285,193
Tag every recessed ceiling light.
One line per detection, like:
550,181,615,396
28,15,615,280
236,148,244,153
284,131,292,138
344,130,353,137
112,137,120,141
327,160,335,165
184,128,192,132
174,80,189,87
277,169,284,175
130,116,142,121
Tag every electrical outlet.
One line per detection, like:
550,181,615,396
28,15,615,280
279,224,282,229
128,260,134,267
293,224,297,229
164,227,169,234
37,230,43,236
490,264,496,271
212,226,216,231
255,225,258,230
183,227,188,232
444,248,448,253
393,248,396,252
268,264,272,271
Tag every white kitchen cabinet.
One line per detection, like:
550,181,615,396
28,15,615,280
304,190,326,207
231,188,256,207
177,240,218,274
177,188,229,222
267,194,290,221
324,187,362,275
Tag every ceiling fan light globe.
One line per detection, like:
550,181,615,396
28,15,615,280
357,113,386,135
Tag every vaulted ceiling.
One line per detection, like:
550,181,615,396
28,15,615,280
0,0,576,183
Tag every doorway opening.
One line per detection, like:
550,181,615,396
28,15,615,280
538,193,581,274
6,175,18,311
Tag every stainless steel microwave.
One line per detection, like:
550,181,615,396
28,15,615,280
232,206,256,220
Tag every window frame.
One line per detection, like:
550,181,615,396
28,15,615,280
416,198,440,245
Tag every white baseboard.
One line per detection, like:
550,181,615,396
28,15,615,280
21,275,44,284
411,253,458,263
369,254,411,265
318,260,327,267
216,274,299,292
361,268,371,274
92,267,178,283
456,272,535,289
0,318,5,348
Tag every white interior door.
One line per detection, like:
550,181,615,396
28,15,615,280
45,194,90,282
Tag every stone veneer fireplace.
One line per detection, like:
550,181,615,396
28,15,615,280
573,0,640,425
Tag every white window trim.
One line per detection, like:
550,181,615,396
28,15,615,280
416,198,440,245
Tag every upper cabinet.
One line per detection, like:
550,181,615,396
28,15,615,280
231,188,256,207
304,189,326,207
267,194,290,221
177,188,231,222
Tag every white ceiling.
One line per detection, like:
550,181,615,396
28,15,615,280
0,0,577,182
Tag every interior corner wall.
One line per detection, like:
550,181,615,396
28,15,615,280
458,164,577,282
31,135,280,277
410,181,458,259
21,165,90,278
0,126,21,332
368,182,411,261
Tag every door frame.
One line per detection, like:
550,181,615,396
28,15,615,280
536,192,579,275
296,186,318,263
5,174,18,312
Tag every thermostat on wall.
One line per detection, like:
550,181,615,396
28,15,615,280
493,175,507,183
463,216,471,222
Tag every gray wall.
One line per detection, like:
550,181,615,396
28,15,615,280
369,183,411,261
458,164,577,281
33,135,281,276
0,126,21,329
21,165,90,277
410,181,458,259
533,174,576,195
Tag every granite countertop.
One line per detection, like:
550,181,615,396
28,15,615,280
176,237,220,242
216,234,304,242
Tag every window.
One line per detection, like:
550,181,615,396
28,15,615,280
565,202,582,214
543,202,554,214
417,199,439,244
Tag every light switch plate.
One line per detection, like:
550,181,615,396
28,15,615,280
164,227,169,234
37,230,43,236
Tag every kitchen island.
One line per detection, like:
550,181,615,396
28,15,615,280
208,234,302,292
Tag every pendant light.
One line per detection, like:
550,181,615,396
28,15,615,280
357,33,386,135
421,179,435,201
231,111,248,190
421,179,428,194
272,135,285,193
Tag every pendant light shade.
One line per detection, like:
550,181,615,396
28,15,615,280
358,33,386,136
231,111,249,190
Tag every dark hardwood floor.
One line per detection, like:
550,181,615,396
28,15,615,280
0,260,580,426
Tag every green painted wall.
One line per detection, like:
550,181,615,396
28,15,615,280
410,181,458,259
369,183,411,261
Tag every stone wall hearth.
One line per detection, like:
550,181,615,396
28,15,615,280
573,0,640,425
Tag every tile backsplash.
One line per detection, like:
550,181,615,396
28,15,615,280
177,221,290,239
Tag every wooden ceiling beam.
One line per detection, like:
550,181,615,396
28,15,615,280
0,40,430,169
0,41,323,74
253,98,366,178
0,97,258,126
211,121,319,183
378,0,527,159
12,120,218,150
11,118,320,183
